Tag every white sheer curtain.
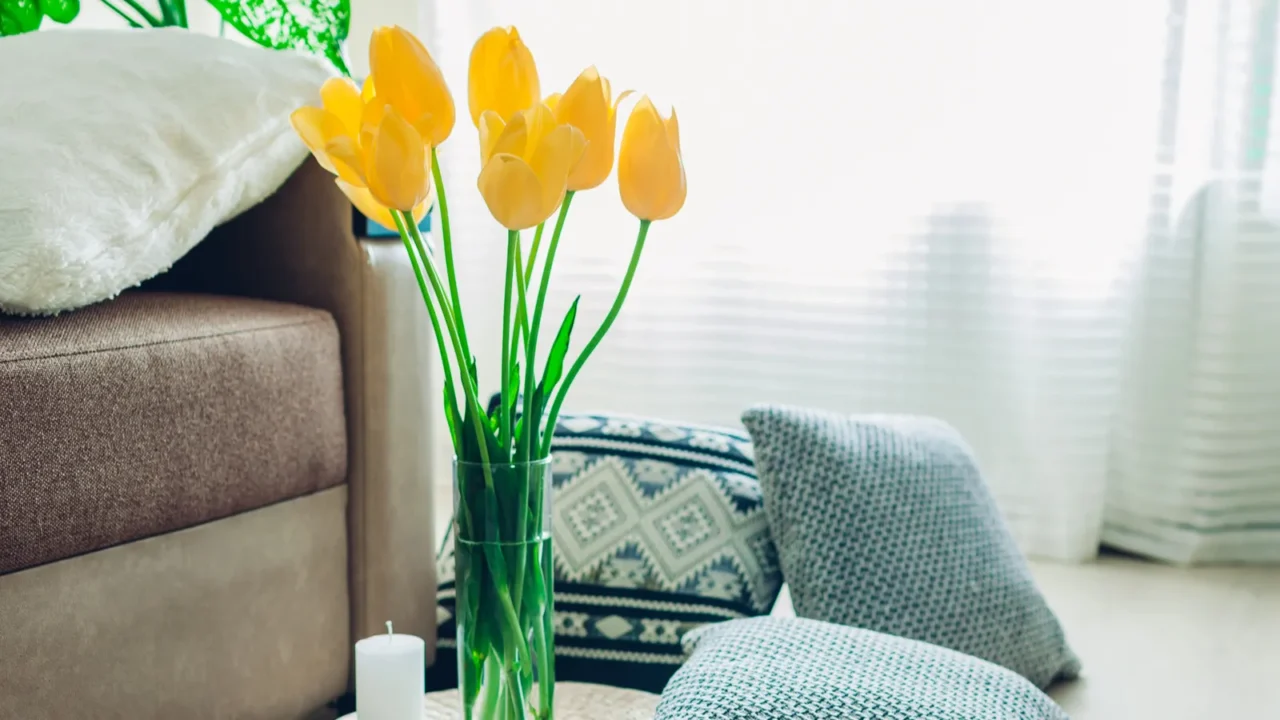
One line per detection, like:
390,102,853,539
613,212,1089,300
419,0,1280,563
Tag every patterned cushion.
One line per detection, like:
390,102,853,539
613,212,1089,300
431,414,782,693
655,617,1070,720
740,406,1080,689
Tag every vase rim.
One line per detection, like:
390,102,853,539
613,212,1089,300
453,455,553,469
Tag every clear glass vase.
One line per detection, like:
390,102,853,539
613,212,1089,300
453,457,555,720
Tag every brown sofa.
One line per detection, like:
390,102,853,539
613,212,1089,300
0,160,440,719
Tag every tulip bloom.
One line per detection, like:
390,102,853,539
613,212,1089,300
477,103,585,230
469,26,540,127
369,25,456,147
545,67,631,192
292,83,431,229
618,96,686,221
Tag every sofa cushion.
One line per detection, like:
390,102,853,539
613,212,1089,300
433,413,781,693
0,292,347,574
741,405,1079,689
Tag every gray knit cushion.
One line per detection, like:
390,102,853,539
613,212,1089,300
655,617,1070,720
741,406,1079,688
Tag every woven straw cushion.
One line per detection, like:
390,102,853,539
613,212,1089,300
341,683,659,719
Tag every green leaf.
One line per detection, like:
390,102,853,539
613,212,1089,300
507,361,521,434
39,0,77,24
205,0,350,74
442,382,462,454
523,297,578,455
460,396,500,467
542,296,580,394
0,0,43,35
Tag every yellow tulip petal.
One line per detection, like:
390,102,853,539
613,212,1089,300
338,179,430,233
361,75,376,103
478,153,546,230
370,26,456,146
618,95,686,221
612,89,635,114
323,135,368,186
523,103,557,161
666,106,681,156
478,110,507,166
337,179,397,230
468,26,540,126
531,124,586,213
555,68,619,191
321,77,363,135
543,92,562,112
366,110,429,211
489,110,530,162
361,100,390,141
291,106,348,175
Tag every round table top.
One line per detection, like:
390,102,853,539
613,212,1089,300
338,682,660,719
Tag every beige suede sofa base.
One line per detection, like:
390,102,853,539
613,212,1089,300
0,159,440,719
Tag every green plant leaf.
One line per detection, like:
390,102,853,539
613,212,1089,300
39,0,77,23
442,381,462,454
205,0,350,74
0,0,44,35
523,296,579,455
542,296,580,394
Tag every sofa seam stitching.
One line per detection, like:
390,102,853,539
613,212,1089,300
0,316,334,365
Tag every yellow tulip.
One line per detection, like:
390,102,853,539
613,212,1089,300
549,66,632,191
365,110,432,211
338,180,428,231
477,103,586,230
291,96,432,226
468,26,540,127
617,96,685,221
369,25,455,146
293,78,365,183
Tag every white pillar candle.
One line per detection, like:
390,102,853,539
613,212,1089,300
355,622,424,720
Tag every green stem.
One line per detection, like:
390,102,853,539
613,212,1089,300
541,218,650,456
509,259,534,614
399,212,493,474
391,211,461,454
513,242,531,350
532,545,554,718
500,231,516,454
117,0,162,26
524,221,546,286
98,0,144,26
526,192,575,456
170,0,186,26
432,148,475,385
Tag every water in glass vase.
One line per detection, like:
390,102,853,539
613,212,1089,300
453,458,555,720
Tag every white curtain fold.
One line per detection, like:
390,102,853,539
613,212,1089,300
421,0,1280,563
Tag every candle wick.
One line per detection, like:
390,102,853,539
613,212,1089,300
386,620,394,639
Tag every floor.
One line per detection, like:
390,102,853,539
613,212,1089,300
1030,555,1280,719
770,554,1280,719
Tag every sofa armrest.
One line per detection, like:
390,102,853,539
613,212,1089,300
154,159,440,664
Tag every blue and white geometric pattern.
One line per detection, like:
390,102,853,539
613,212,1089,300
433,412,781,693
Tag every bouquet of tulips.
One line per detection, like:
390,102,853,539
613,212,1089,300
291,24,684,720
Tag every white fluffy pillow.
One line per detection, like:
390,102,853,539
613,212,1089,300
0,28,334,315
